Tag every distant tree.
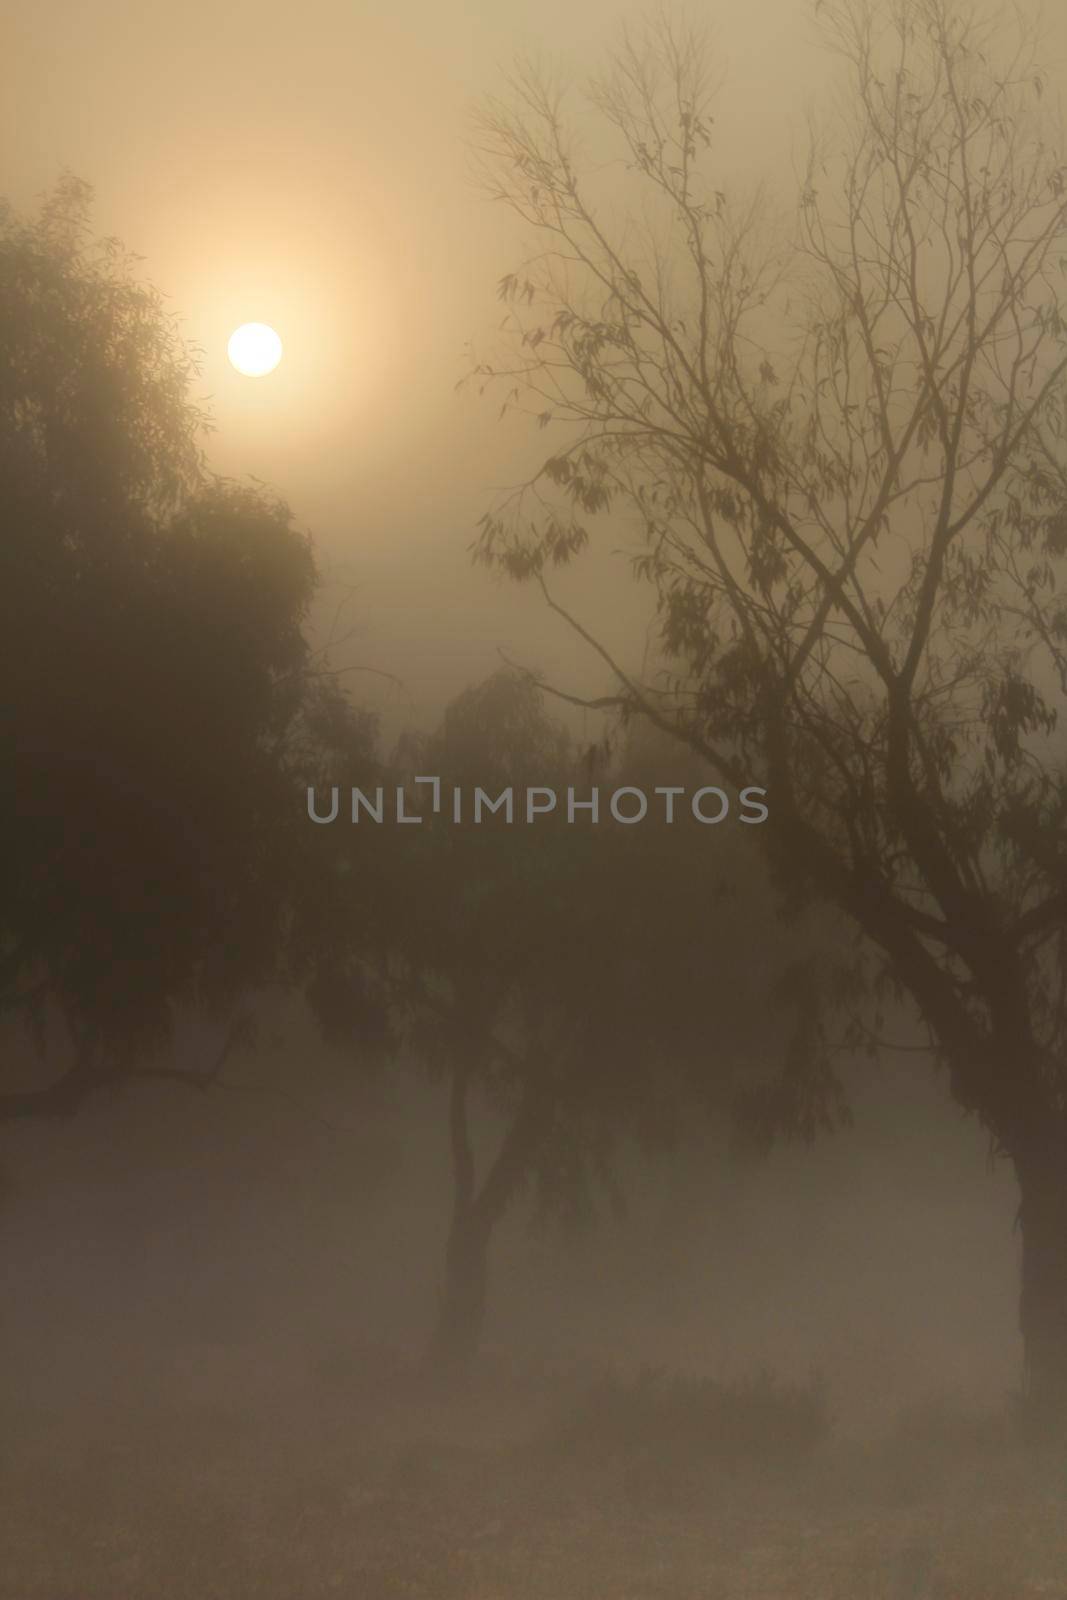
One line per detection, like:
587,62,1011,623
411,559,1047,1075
311,669,818,1379
0,174,379,1119
466,1,1067,1435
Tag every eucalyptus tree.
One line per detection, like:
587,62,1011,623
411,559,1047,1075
308,670,815,1379
465,1,1067,1433
1,174,379,1119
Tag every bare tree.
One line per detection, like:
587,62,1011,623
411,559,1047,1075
465,0,1067,1436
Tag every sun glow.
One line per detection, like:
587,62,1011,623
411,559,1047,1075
227,322,283,377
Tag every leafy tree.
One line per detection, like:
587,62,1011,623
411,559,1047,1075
313,669,813,1379
1,174,378,1118
466,1,1067,1435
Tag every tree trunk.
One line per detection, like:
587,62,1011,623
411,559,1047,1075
424,1059,554,1385
1016,1117,1067,1445
427,1209,491,1382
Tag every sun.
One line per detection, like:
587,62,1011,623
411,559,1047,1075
227,322,283,377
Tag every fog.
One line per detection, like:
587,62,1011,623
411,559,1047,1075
6,0,1067,1594
0,1008,1035,1594
2,1028,1020,1425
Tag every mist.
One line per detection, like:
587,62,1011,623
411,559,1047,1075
5,0,1067,1595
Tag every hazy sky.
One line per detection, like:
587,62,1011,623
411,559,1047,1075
6,0,1066,733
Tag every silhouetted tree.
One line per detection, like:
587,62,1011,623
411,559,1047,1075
467,1,1067,1436
0,174,379,1118
312,670,810,1379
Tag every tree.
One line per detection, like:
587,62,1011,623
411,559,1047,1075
466,1,1067,1436
0,174,379,1118
312,669,813,1379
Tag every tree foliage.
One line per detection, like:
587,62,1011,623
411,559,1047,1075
312,668,820,1374
0,175,378,1115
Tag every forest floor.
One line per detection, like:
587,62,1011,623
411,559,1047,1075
2,1346,1066,1600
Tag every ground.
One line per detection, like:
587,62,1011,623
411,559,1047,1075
2,1348,1065,1600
